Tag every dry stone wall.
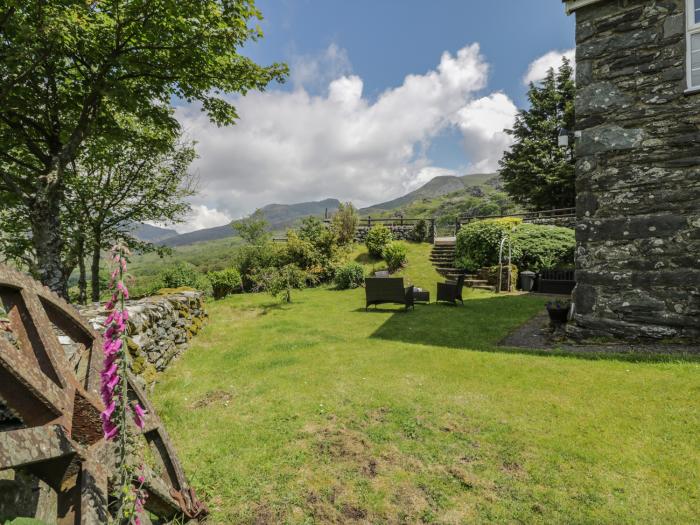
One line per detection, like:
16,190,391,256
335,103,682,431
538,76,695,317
76,290,207,383
571,0,700,340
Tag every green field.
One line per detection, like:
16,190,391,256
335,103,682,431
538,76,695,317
152,243,700,524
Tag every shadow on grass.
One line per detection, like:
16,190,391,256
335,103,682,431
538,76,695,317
354,252,382,265
365,295,700,364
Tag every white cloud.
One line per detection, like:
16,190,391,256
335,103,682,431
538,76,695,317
176,43,518,227
290,43,353,93
180,205,231,233
523,49,575,85
454,93,518,173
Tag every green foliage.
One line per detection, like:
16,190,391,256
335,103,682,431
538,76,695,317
455,218,522,271
499,58,575,209
0,1,287,293
510,223,575,271
207,268,242,299
253,263,310,303
456,218,575,273
233,243,285,291
159,262,211,294
332,202,359,245
383,242,408,273
334,262,365,290
365,225,393,258
410,219,429,242
233,209,270,245
298,216,327,244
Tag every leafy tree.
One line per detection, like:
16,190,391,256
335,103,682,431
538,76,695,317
253,264,309,303
0,1,287,295
233,209,271,245
499,58,575,210
67,130,196,302
298,216,327,244
331,202,359,245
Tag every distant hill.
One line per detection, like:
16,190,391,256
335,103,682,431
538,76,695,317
131,223,179,243
360,173,498,215
161,198,340,247
158,174,508,248
257,198,340,229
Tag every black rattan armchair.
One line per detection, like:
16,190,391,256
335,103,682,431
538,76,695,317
436,274,465,304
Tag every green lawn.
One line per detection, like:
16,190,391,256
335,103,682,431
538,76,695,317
152,243,700,524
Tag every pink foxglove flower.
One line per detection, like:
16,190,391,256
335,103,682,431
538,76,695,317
133,403,146,429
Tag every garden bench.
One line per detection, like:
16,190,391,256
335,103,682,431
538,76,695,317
365,277,415,310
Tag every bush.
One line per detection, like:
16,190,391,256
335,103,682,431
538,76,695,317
455,218,522,271
510,223,575,271
234,243,285,291
456,218,575,273
410,219,428,242
207,268,242,299
383,242,408,273
158,262,211,294
365,225,393,258
334,262,365,289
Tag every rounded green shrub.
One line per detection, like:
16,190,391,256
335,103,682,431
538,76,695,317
365,225,393,258
334,262,365,289
159,262,211,294
207,268,242,299
383,242,407,273
510,223,575,271
455,217,522,271
455,218,575,273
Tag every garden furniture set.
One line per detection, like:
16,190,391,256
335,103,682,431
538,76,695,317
365,273,465,310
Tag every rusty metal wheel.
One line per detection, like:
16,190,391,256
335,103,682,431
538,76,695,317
0,265,207,523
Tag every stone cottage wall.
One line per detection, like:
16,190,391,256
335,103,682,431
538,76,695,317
571,0,700,339
76,290,207,382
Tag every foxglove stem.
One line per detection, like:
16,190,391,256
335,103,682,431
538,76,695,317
100,243,146,524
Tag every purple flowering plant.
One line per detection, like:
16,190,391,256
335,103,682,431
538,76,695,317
100,243,147,523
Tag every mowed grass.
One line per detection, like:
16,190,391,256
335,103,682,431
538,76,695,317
152,243,700,524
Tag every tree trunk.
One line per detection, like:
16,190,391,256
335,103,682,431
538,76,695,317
30,178,67,298
90,234,102,303
77,235,87,305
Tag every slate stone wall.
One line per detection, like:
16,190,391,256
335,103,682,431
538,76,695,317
76,290,207,383
571,0,700,340
355,222,434,243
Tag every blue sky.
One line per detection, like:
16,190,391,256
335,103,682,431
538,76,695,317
248,0,574,106
176,1,575,230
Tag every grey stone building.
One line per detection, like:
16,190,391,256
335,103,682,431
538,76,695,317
563,0,699,340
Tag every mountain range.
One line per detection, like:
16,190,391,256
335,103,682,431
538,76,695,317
136,173,499,247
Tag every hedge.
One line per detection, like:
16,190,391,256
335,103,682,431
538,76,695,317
456,218,575,272
455,217,522,271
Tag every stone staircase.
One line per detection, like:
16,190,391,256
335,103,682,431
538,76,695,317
430,238,494,291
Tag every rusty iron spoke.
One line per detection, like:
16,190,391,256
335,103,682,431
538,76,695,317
0,265,208,523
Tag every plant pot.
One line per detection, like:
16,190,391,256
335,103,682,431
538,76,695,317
546,305,570,325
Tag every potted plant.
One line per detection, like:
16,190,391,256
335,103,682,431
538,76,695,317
546,300,570,326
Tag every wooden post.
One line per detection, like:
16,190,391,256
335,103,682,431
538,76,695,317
368,216,371,228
